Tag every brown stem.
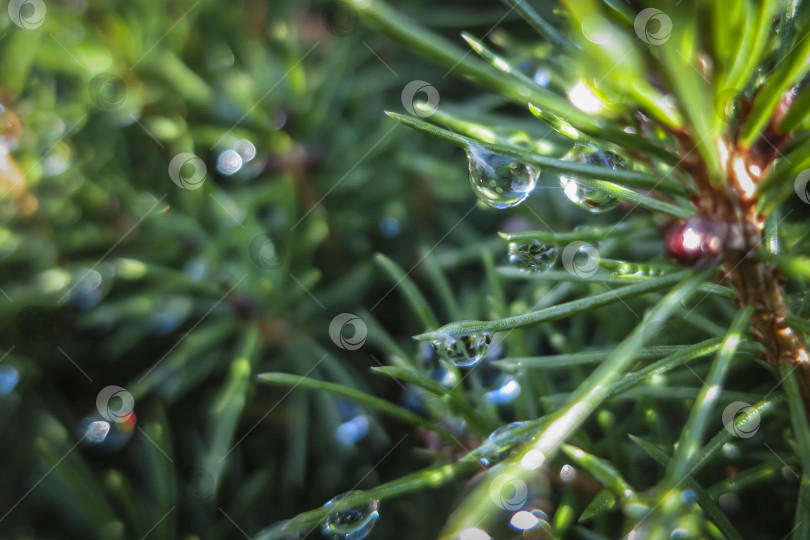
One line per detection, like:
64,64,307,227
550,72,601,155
722,149,810,412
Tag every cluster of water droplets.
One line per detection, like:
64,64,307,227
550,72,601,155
464,137,629,216
321,491,379,540
559,147,625,213
216,139,257,176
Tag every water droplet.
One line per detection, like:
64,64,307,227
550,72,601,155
0,365,19,396
334,398,370,446
479,421,526,466
272,110,288,131
430,332,492,368
508,241,557,273
420,341,457,387
467,144,538,209
322,491,379,540
721,443,740,459
78,413,136,453
533,68,551,87
458,528,492,540
233,139,256,162
335,416,370,446
559,148,625,213
483,376,521,406
84,420,111,443
509,509,550,532
559,464,576,482
491,421,526,440
217,149,243,175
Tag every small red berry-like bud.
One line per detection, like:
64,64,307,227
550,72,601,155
665,215,728,266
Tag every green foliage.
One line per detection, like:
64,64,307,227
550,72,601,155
3,0,810,539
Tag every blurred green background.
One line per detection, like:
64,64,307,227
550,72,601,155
3,0,810,539
0,0,535,538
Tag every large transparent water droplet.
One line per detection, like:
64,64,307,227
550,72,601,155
322,491,379,540
508,241,557,273
430,332,492,368
479,421,526,466
559,148,625,213
467,144,538,209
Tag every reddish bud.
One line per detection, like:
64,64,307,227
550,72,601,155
665,215,728,266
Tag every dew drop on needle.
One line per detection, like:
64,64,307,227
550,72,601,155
467,144,538,209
